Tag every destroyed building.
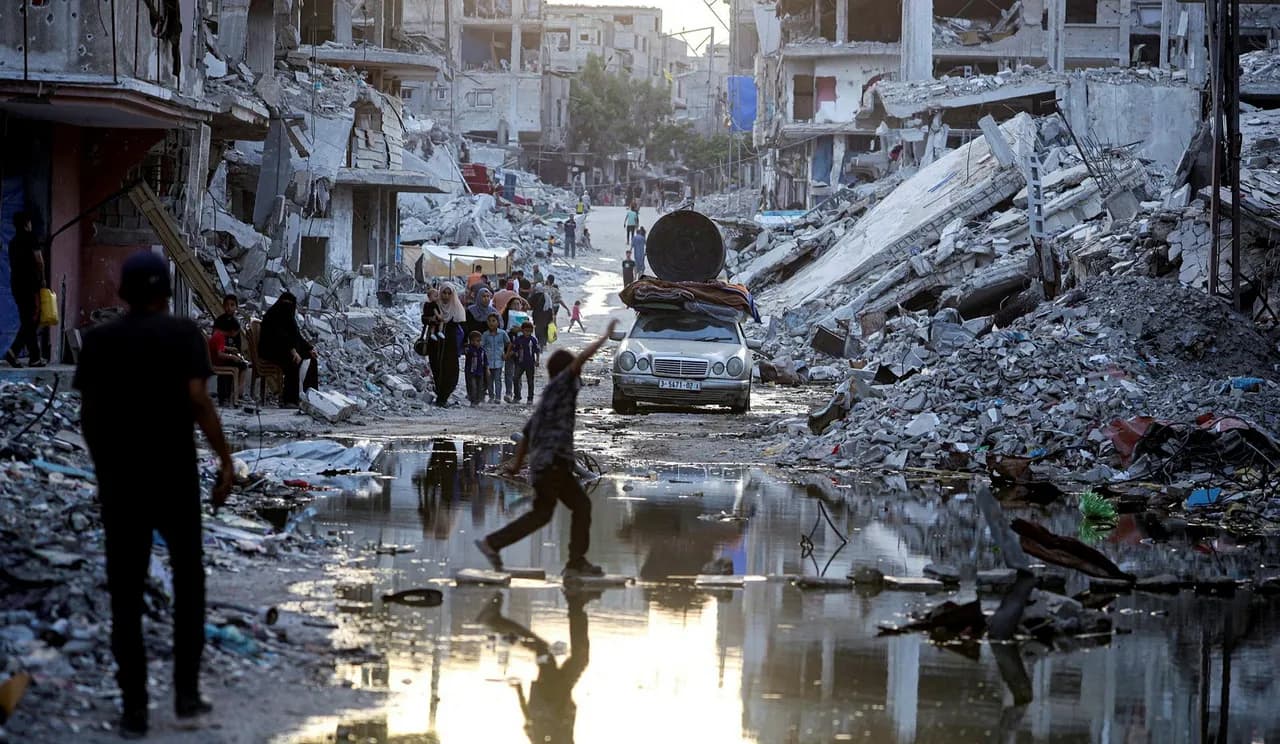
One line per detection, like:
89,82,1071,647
544,4,667,83
744,0,1273,208
200,0,471,299
0,0,218,361
399,0,573,173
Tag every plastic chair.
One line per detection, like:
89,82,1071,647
246,318,285,405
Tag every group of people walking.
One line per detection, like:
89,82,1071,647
421,265,579,408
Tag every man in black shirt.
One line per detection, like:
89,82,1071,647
74,251,234,739
4,212,46,367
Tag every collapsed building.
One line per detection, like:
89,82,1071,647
744,0,1280,208
725,36,1280,484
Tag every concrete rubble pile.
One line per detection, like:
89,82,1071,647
737,99,1280,493
0,382,341,738
399,185,577,263
770,274,1277,479
695,190,763,220
293,304,435,420
724,177,902,289
872,64,1191,113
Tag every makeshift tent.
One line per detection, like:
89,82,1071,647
401,244,513,281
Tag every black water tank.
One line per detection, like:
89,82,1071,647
645,210,725,282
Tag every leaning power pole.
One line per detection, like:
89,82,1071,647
1206,0,1242,311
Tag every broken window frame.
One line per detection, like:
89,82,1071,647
467,89,496,108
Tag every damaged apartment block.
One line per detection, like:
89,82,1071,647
0,0,216,360
749,0,1242,209
201,0,461,307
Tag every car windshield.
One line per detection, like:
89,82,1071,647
630,314,740,343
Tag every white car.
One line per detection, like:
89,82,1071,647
610,312,755,414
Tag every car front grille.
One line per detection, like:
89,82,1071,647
653,358,710,378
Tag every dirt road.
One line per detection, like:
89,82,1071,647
321,204,823,464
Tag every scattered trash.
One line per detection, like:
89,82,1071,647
205,623,261,657
0,672,31,725
1184,487,1224,509
1011,518,1135,582
381,589,444,608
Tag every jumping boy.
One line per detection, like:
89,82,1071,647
476,319,619,578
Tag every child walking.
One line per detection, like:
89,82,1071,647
481,313,511,403
511,321,541,403
464,330,487,407
568,301,586,332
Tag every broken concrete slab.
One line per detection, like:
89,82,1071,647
562,574,634,588
882,576,946,592
922,563,961,585
794,576,853,589
766,113,1037,308
695,575,747,588
455,569,511,586
300,389,360,423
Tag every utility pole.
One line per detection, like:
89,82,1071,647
1207,0,1242,311
707,26,715,139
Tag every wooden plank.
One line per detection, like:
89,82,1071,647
127,182,224,315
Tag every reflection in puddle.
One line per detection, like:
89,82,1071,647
280,440,1280,743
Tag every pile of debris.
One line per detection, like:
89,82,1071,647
933,6,1021,47
695,190,762,220
774,274,1277,481
0,381,344,738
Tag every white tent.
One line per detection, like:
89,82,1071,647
402,243,513,281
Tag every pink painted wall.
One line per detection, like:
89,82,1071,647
76,129,165,329
49,125,82,361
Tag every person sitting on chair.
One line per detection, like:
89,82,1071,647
258,292,318,406
207,315,251,406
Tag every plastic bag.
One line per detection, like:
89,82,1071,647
547,322,558,344
38,288,58,327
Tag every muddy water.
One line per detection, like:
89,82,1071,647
280,440,1280,743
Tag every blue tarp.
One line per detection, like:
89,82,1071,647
810,136,834,184
0,177,24,355
727,76,756,134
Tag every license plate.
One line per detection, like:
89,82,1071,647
658,379,702,391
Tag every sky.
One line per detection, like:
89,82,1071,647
547,0,728,53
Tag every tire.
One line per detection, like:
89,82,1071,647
612,389,637,415
730,388,752,414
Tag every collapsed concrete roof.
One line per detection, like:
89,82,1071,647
764,112,1038,308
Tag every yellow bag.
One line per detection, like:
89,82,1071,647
547,322,558,344
38,288,59,327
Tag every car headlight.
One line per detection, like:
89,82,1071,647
727,357,744,376
712,361,726,375
619,351,636,371
637,357,651,371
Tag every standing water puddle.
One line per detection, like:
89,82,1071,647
280,440,1280,743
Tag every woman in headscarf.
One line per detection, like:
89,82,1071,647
529,282,554,346
424,283,466,407
466,286,496,338
259,291,319,406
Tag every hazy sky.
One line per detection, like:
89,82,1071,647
547,0,728,53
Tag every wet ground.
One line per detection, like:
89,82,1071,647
270,440,1280,744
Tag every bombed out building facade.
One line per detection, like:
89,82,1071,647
747,0,1280,209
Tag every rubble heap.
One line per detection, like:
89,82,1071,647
0,382,342,738
778,275,1277,477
